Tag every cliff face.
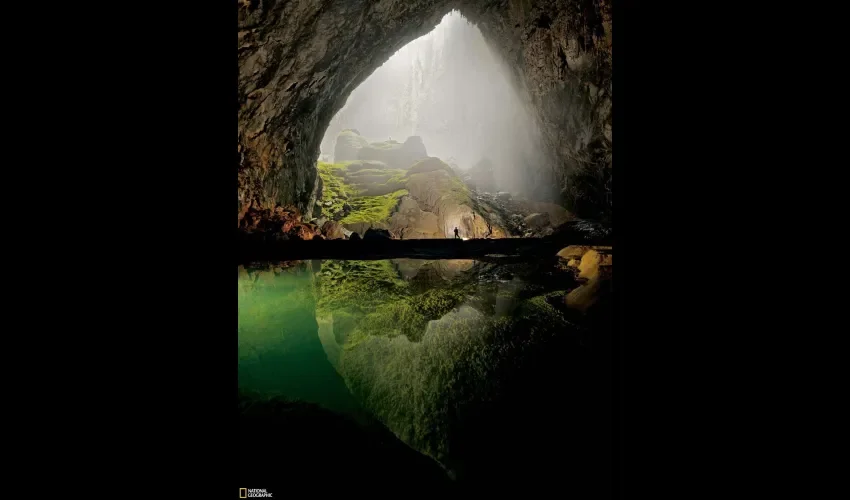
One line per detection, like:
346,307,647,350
238,0,611,225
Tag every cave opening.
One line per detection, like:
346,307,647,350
237,1,611,237
238,1,613,491
312,11,567,240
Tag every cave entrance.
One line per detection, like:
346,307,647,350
313,11,561,239
237,1,611,233
319,11,544,195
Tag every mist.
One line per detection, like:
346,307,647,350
320,11,553,198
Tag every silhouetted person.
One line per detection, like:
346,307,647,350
454,227,460,239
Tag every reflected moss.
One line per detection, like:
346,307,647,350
316,260,479,347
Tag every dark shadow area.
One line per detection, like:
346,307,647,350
442,289,613,492
239,391,452,490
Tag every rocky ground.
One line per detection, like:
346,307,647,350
302,130,581,241
238,131,585,244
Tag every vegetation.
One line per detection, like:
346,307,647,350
447,173,473,206
315,260,479,348
341,189,408,225
317,161,358,215
318,161,408,223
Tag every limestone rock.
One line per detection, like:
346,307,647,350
523,212,551,229
334,129,370,162
525,201,573,226
408,157,452,175
405,165,508,239
322,221,346,240
389,196,442,239
565,248,612,313
345,221,389,236
238,205,319,240
357,136,429,170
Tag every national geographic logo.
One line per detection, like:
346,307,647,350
240,488,273,498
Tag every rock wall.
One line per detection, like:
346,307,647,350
238,0,611,226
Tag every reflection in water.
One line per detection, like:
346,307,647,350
237,265,363,417
238,258,611,486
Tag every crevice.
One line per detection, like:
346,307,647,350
534,13,552,29
557,44,568,74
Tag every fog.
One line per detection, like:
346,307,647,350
320,11,553,197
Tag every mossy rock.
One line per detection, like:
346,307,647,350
344,160,391,172
357,136,428,170
334,130,370,162
408,157,453,175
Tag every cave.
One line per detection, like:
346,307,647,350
237,0,611,231
237,0,614,490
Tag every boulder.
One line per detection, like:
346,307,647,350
524,201,573,226
321,221,346,240
523,212,551,229
333,129,370,162
406,167,508,239
288,223,318,240
389,196,442,239
239,205,320,241
363,228,393,240
344,221,386,235
496,191,512,202
557,245,590,260
408,157,452,175
357,135,428,169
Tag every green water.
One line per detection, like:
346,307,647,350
238,258,608,484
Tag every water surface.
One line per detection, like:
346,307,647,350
238,257,610,486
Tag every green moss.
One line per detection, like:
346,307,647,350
414,288,468,319
315,260,482,349
340,189,408,225
318,160,412,218
517,292,571,329
448,174,473,206
317,161,357,216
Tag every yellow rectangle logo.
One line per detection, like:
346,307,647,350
240,488,247,498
